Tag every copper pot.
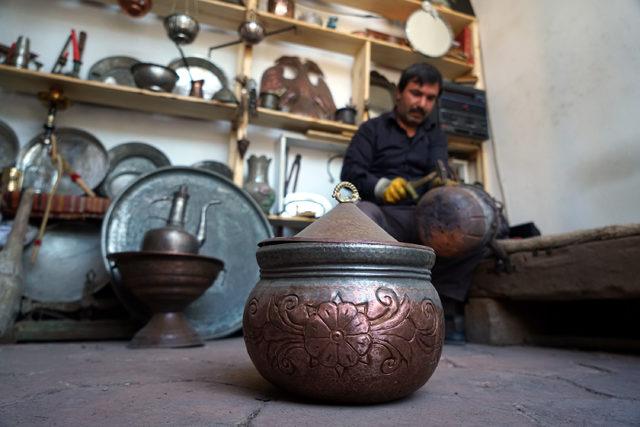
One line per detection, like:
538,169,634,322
242,182,444,404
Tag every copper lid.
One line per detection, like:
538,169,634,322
260,182,423,249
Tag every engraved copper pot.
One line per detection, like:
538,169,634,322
243,182,444,404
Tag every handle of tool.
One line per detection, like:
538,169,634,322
78,31,87,61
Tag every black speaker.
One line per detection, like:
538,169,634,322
436,82,489,140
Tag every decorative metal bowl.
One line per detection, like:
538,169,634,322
164,13,200,45
131,63,179,92
108,251,224,348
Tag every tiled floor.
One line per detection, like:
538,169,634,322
1,338,639,426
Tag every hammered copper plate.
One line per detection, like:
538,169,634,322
88,55,140,86
101,166,273,339
19,128,109,195
23,221,110,303
0,119,19,169
98,142,171,198
191,160,232,179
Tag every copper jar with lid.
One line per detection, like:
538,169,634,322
242,182,444,404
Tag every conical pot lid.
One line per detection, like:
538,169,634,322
260,182,417,247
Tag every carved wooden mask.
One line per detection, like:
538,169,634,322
260,56,336,120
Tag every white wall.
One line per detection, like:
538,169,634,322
473,0,640,234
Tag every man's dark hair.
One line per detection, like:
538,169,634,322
397,63,443,95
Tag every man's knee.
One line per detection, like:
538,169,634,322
356,201,385,226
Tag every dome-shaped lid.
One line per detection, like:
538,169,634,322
260,182,421,249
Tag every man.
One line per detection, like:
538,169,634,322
341,63,481,342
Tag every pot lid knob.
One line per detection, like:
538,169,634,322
332,181,360,203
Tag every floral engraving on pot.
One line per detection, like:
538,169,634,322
304,297,372,370
244,287,442,377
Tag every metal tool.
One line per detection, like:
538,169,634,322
68,30,87,78
52,30,88,77
51,33,72,74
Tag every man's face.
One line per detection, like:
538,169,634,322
395,80,440,127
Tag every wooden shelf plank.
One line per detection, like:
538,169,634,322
0,65,237,121
257,11,368,56
93,0,472,78
97,0,245,31
370,38,473,77
447,136,483,154
329,1,474,36
253,107,357,135
257,12,472,79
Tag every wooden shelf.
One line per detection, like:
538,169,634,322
448,136,483,154
97,0,245,31
94,0,473,78
0,65,357,135
330,0,474,36
258,11,472,78
0,65,237,121
97,0,474,38
369,38,472,76
253,107,358,135
257,11,368,56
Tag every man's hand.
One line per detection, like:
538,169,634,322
383,177,408,204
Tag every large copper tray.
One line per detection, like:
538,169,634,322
101,166,273,339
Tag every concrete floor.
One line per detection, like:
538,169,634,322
0,338,639,426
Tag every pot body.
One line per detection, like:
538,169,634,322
334,106,357,124
416,184,507,258
243,241,444,404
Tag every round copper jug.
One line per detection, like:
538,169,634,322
416,184,507,258
243,182,444,404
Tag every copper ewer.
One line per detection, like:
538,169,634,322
242,182,444,403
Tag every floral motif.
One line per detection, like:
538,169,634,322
244,287,442,377
304,297,372,370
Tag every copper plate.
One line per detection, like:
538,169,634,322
0,119,19,169
19,128,109,195
88,55,140,86
23,221,110,302
98,142,171,198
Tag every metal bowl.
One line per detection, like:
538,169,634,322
131,63,179,92
164,13,200,45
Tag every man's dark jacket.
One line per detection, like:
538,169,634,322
340,111,448,204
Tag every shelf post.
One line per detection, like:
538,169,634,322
228,0,257,187
351,40,370,124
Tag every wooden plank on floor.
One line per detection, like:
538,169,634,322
14,319,137,342
471,235,640,301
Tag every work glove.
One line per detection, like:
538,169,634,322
383,177,408,204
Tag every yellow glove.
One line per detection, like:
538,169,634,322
383,177,408,204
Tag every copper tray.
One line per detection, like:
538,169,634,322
101,166,273,339
98,142,171,199
88,55,140,86
19,128,109,195
23,221,110,303
0,119,19,169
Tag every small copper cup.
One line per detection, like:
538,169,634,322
189,79,205,98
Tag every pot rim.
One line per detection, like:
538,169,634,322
259,236,434,252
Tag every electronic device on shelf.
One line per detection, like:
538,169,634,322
435,82,489,140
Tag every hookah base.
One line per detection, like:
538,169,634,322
128,312,204,349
